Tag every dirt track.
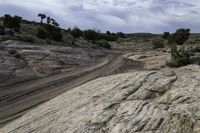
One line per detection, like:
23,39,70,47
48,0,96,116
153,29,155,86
0,52,143,127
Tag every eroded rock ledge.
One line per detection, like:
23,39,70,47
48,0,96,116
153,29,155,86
1,65,200,133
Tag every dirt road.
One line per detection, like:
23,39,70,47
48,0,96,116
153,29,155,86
0,52,143,127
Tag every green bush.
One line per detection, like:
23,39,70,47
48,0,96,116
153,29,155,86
3,14,22,31
162,32,170,39
152,38,164,49
168,45,190,67
116,32,125,38
0,25,5,35
117,38,125,43
98,33,117,41
17,34,34,42
70,27,83,39
97,40,111,49
83,29,99,43
45,24,62,41
37,24,62,41
173,28,190,45
37,27,47,39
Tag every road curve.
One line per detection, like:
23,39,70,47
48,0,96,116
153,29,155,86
0,53,134,127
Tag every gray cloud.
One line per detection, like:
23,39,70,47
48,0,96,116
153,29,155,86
0,0,200,33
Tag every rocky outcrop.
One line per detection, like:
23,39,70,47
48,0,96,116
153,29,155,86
0,40,106,87
126,51,170,70
1,65,200,133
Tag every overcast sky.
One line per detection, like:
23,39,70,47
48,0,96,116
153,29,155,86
0,0,200,33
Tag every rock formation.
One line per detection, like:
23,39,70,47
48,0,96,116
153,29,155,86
0,40,106,87
1,65,200,133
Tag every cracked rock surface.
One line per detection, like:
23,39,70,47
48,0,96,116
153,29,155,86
1,65,200,133
0,40,106,87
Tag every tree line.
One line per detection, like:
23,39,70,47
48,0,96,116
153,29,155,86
37,13,125,46
164,28,191,67
37,13,62,41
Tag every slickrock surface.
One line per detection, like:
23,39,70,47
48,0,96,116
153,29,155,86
1,65,200,133
0,40,106,87
126,51,170,70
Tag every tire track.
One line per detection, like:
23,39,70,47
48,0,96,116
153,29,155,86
0,53,140,126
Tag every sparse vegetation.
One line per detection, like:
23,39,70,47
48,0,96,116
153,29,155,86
44,24,63,41
173,28,190,45
167,45,190,67
166,28,190,45
3,14,22,31
116,32,125,38
162,32,170,39
97,40,111,49
0,25,5,35
17,34,34,42
37,27,47,39
98,33,117,41
83,29,99,43
152,38,164,49
0,14,194,53
167,34,175,45
106,31,111,35
70,27,83,39
164,28,190,45
36,15,63,41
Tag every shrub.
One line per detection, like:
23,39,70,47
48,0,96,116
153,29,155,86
162,32,170,39
36,15,62,41
152,38,164,49
0,25,5,35
98,33,117,41
173,28,190,45
44,24,62,41
37,24,63,41
116,32,125,38
97,40,111,49
106,31,111,35
17,35,34,42
117,38,125,43
66,28,72,33
3,14,13,28
3,14,22,31
168,45,190,67
37,27,47,39
83,29,99,43
49,29,62,41
167,34,175,44
70,27,83,39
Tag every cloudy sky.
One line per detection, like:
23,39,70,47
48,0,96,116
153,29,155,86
0,0,200,33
